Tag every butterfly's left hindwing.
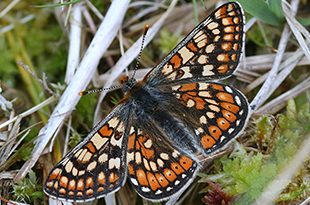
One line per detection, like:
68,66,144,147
126,124,198,201
44,105,130,202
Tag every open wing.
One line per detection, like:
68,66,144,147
159,82,249,155
126,123,198,201
44,105,130,202
145,2,244,86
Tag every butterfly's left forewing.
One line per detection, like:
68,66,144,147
44,105,130,202
126,124,198,201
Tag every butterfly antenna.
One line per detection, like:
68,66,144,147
79,85,122,96
130,24,149,80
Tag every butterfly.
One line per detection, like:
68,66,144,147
44,2,249,203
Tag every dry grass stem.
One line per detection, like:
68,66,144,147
250,0,300,111
255,76,310,114
283,0,310,62
85,0,104,20
0,0,21,18
0,96,56,130
65,2,83,84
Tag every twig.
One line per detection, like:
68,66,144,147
84,0,103,20
0,94,13,112
0,0,21,18
255,77,310,114
65,2,82,84
82,6,97,34
300,197,310,205
13,0,131,181
253,132,310,205
245,49,306,93
63,116,72,155
0,96,56,130
283,0,310,62
0,15,34,34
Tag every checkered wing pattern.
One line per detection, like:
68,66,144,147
44,106,129,202
166,82,248,154
126,125,198,201
146,2,244,86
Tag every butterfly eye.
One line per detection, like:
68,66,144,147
119,75,129,84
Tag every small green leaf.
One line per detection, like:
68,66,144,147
231,0,282,26
267,0,284,19
299,17,310,26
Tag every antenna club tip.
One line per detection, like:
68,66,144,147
79,91,86,96
144,24,150,34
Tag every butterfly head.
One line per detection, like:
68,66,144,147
119,75,137,93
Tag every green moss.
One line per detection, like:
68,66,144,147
12,170,43,203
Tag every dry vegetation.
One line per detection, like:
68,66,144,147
0,0,309,205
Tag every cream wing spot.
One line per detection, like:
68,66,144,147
180,66,193,79
162,64,174,75
200,115,207,124
150,161,158,171
110,135,123,148
157,159,164,167
199,91,211,97
72,167,78,176
207,22,218,30
91,133,108,150
209,105,220,112
108,117,119,127
99,153,108,163
131,178,138,186
205,44,215,53
87,161,97,171
65,161,73,172
203,65,215,76
135,152,142,164
144,139,152,149
212,29,220,35
235,96,241,105
199,83,209,90
197,55,208,64
127,152,134,162
187,99,195,108
160,153,169,160
207,112,215,119
109,158,121,169
172,150,180,158
142,187,151,192
78,170,85,176
74,149,83,158
225,86,233,93
179,47,194,63
143,158,150,171
172,85,181,91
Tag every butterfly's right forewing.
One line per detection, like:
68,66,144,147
146,2,244,86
